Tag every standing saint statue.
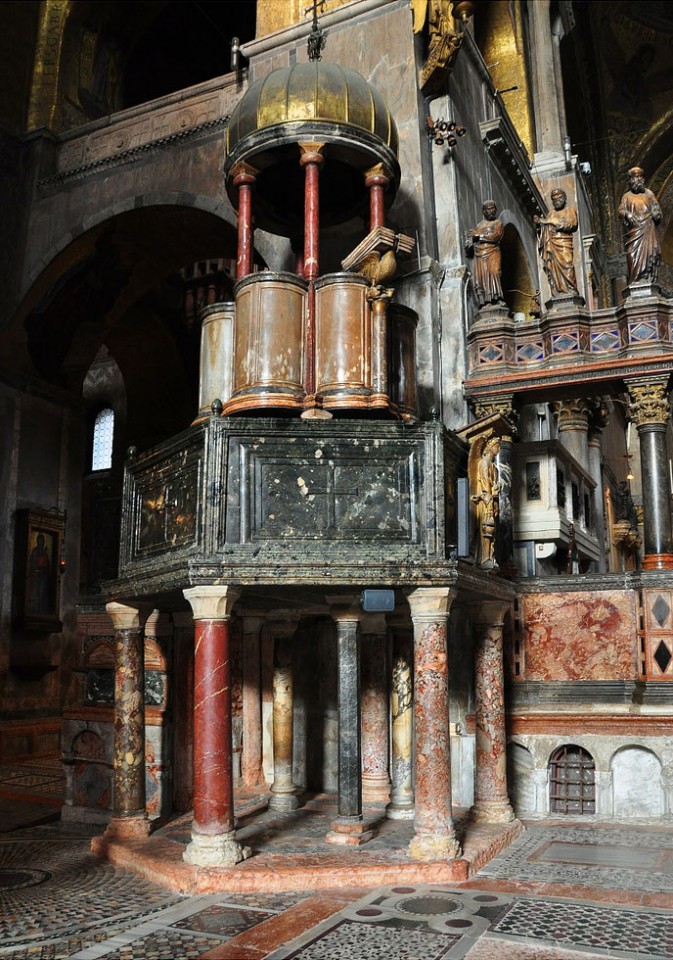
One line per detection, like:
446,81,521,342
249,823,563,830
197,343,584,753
465,200,505,307
618,166,662,284
534,188,579,297
470,434,501,568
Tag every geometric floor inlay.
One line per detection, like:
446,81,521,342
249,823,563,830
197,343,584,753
532,841,664,869
283,919,460,960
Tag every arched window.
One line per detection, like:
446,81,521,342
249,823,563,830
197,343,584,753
549,745,595,815
91,407,114,471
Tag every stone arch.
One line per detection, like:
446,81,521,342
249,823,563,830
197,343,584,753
611,744,663,818
500,221,537,318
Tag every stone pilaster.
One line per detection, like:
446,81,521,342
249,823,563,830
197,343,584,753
326,595,372,845
406,587,461,861
182,586,248,867
627,378,673,570
105,602,151,839
469,601,515,824
241,615,265,787
360,613,391,804
588,400,610,572
268,618,300,812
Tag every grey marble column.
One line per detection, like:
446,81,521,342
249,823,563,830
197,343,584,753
628,378,673,570
326,595,372,845
360,613,391,804
386,621,414,820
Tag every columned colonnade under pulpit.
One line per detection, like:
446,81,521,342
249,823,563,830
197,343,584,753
104,585,516,867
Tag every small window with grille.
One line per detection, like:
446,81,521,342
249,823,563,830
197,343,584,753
91,407,114,472
549,744,595,815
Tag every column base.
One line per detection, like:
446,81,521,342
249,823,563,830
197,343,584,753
385,798,415,820
642,553,673,571
325,816,373,846
183,830,251,867
408,831,461,861
104,814,151,841
362,774,392,804
470,799,516,824
268,789,300,812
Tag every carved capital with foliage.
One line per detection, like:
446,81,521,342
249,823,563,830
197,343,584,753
627,380,671,427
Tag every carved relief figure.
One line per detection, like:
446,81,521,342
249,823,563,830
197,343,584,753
412,0,462,89
470,434,501,567
618,167,662,284
465,200,504,307
534,189,579,297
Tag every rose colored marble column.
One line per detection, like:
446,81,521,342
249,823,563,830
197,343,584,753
241,615,264,787
269,619,300,812
360,613,391,804
628,378,673,570
326,595,372,845
406,587,460,860
182,586,249,867
233,162,256,280
364,162,390,231
386,621,415,820
300,141,324,403
469,601,516,824
105,602,150,839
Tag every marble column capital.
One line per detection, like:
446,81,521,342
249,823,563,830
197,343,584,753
183,585,241,621
328,593,364,622
241,614,266,636
552,398,593,433
627,378,671,427
405,586,457,621
106,601,152,632
467,600,511,627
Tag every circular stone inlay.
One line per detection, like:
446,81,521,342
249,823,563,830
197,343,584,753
0,868,51,890
356,908,384,917
397,895,462,916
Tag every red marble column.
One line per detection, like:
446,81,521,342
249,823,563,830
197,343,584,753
470,601,516,823
241,615,264,787
105,602,150,839
233,163,256,280
183,586,249,867
300,142,325,401
364,163,390,231
361,613,391,804
406,587,461,860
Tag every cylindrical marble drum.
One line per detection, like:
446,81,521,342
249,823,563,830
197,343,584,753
389,303,418,421
315,273,372,410
224,272,307,414
196,301,235,421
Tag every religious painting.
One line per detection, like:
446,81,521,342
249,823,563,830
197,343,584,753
13,509,64,632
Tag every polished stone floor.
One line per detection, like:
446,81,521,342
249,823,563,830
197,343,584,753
1,762,673,959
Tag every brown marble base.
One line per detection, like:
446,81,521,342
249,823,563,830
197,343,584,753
325,817,373,846
408,831,461,861
104,814,150,840
470,800,516,824
642,553,673,570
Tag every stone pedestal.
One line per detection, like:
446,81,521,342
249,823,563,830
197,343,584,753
360,614,391,804
406,587,461,860
182,586,248,867
105,602,150,839
469,601,515,824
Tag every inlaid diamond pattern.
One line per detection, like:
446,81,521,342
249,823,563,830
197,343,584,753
630,321,657,342
479,344,504,363
551,333,578,353
653,640,672,673
516,341,544,362
591,330,620,352
653,595,671,627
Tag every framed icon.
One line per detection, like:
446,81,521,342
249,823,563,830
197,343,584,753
13,509,64,631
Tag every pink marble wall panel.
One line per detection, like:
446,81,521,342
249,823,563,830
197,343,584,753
520,591,637,680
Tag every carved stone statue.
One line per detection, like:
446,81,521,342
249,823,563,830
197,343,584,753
618,166,662,284
466,200,505,307
534,189,579,297
470,434,501,567
412,0,462,91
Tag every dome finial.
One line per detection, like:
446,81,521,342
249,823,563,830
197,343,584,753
305,0,327,61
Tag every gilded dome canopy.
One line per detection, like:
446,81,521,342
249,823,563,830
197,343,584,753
224,62,400,237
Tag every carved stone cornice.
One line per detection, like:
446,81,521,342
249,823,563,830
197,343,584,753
627,379,671,427
479,115,545,217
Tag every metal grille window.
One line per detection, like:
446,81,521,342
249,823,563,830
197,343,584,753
549,745,595,815
92,408,114,471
